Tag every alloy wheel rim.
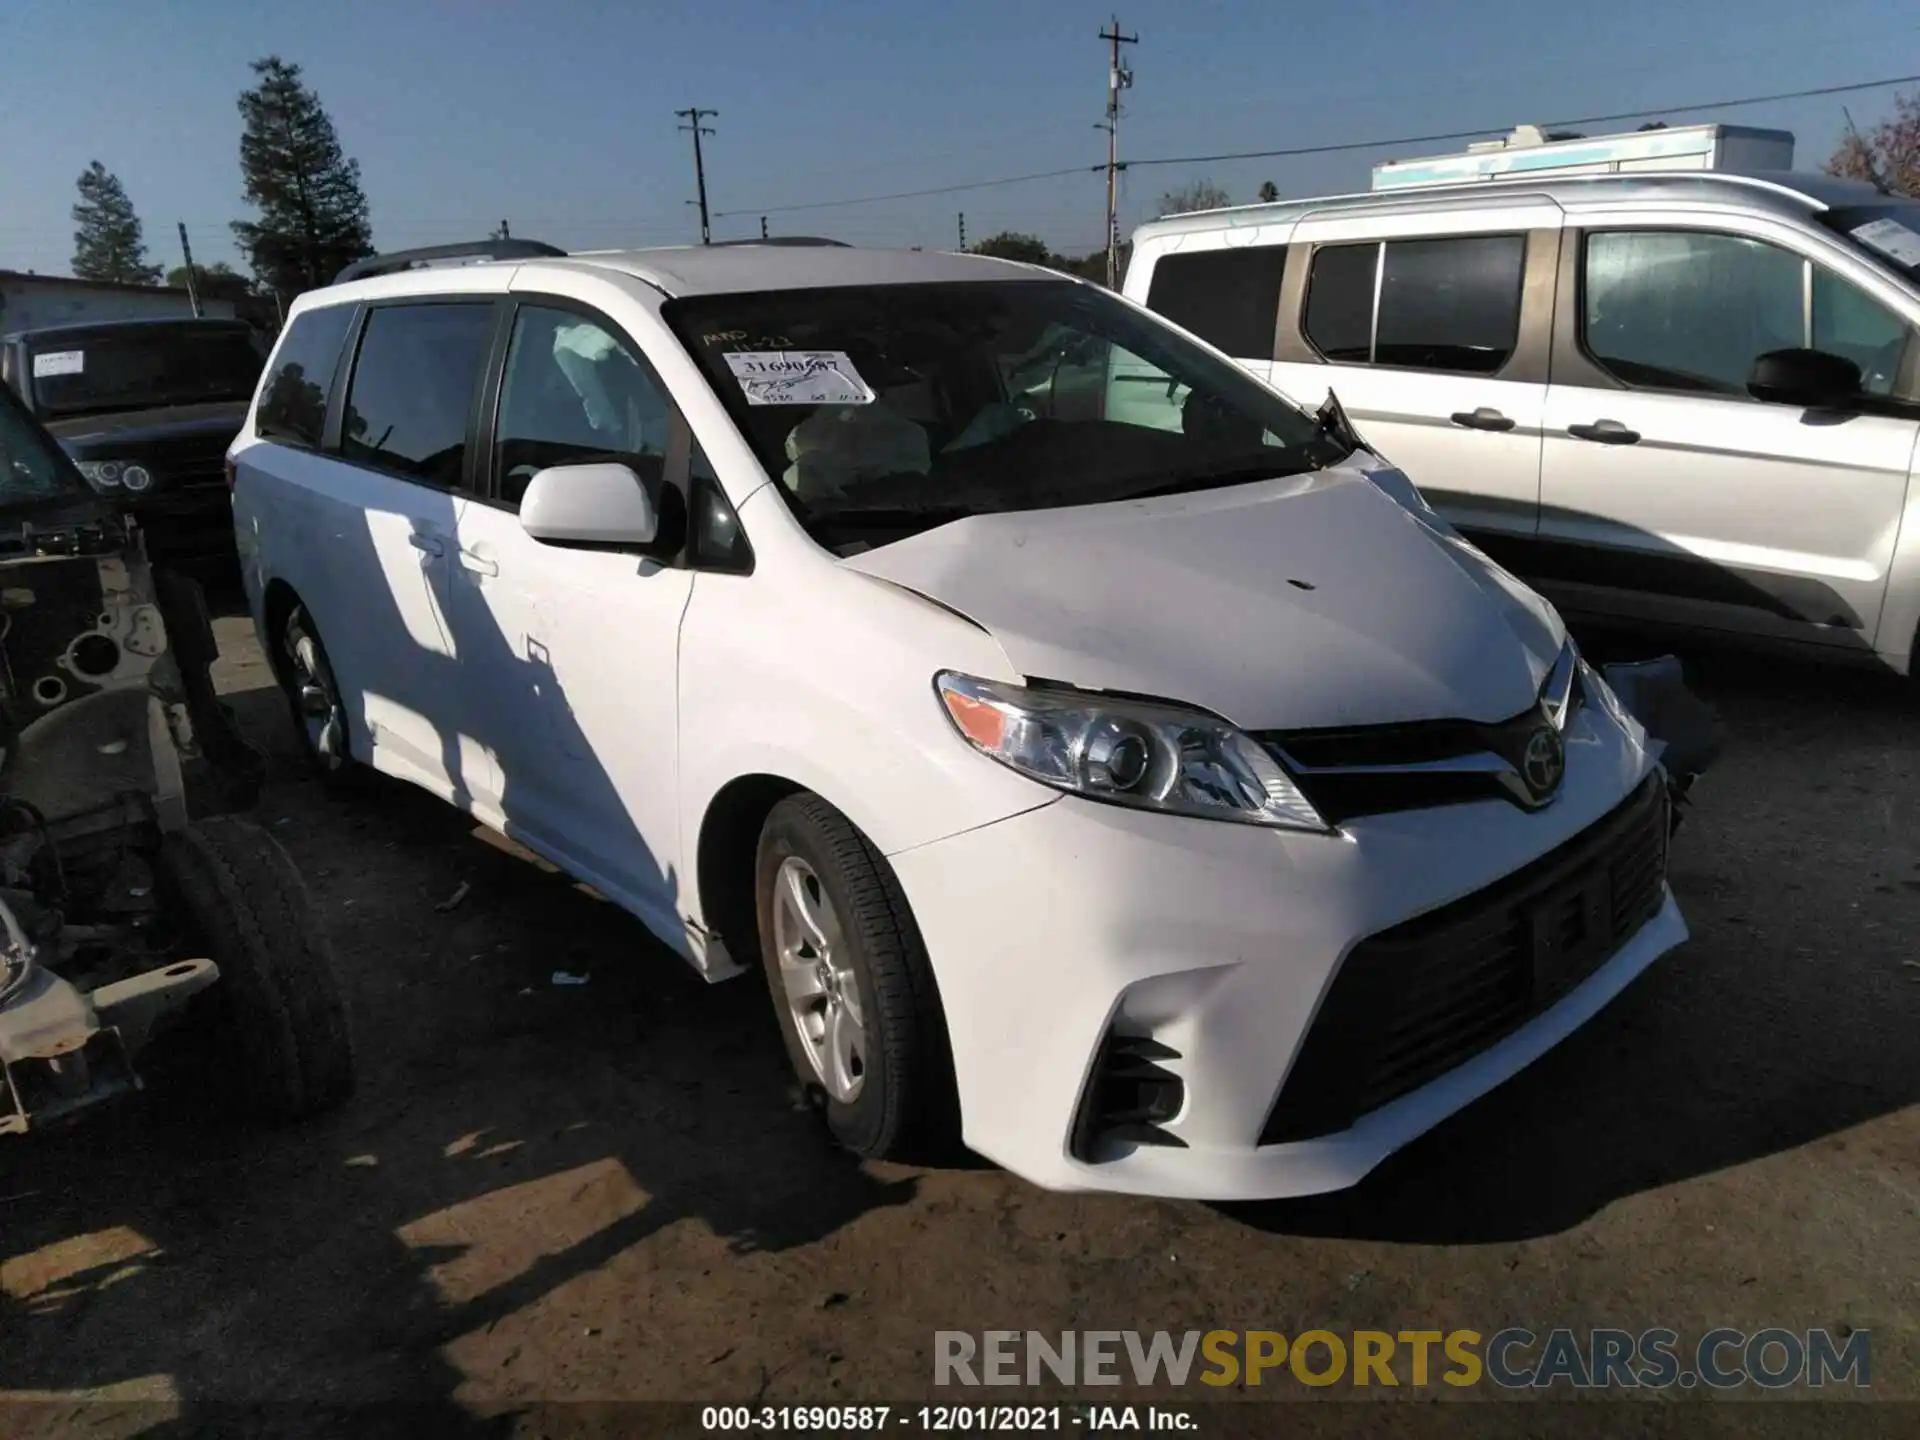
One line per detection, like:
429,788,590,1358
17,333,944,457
771,855,866,1103
287,625,345,768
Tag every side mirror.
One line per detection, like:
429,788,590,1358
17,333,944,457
1747,348,1863,409
518,463,661,549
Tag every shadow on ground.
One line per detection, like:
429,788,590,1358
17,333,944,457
4,599,1916,1423
0,679,917,1428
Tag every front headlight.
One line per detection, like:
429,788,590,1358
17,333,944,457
935,672,1330,832
73,459,151,493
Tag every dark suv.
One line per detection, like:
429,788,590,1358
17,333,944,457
0,317,267,570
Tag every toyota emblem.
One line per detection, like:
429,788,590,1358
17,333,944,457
1521,725,1566,800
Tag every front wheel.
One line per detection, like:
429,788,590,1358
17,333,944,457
754,794,956,1161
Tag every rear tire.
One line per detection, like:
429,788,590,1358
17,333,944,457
754,794,956,1162
155,814,355,1121
278,604,366,791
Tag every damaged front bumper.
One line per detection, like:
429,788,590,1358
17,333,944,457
1599,655,1724,827
0,945,218,1135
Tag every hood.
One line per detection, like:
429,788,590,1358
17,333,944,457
46,400,250,453
840,463,1566,731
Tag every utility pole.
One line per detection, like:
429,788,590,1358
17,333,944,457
1097,16,1137,289
176,222,203,317
677,107,718,245
957,212,966,249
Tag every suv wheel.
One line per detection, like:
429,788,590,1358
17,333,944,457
754,794,956,1161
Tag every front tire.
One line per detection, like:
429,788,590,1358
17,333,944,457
155,815,356,1121
754,794,955,1161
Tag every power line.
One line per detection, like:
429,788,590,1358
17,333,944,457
714,70,1920,218
713,166,1090,220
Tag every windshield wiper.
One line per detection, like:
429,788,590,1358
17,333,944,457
1313,389,1365,458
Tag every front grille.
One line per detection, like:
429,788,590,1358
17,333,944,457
1258,774,1668,1146
166,461,229,491
1258,652,1585,823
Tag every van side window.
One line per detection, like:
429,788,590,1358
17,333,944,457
1375,235,1525,374
1144,245,1288,359
339,303,494,487
492,306,674,510
256,303,355,448
1582,232,1805,395
1302,243,1377,363
1812,268,1915,398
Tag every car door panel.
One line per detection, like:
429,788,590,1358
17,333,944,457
1538,220,1920,650
1273,214,1562,545
452,293,694,950
1274,358,1547,537
310,299,501,799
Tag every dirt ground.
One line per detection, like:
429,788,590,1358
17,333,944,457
1,598,1916,1436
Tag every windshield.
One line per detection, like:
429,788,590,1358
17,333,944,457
664,279,1352,555
27,325,265,420
0,384,92,511
1820,203,1920,282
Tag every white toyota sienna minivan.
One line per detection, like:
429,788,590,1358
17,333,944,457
229,238,1698,1199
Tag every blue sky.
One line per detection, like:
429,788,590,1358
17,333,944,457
1,0,1915,279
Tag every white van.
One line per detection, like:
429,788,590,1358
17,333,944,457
1125,168,1920,673
229,237,1704,1200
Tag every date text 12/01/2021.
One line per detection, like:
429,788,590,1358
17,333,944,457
700,1405,1196,1432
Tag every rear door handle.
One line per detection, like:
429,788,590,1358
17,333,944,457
1449,407,1516,432
1567,419,1641,445
458,549,499,577
407,533,445,556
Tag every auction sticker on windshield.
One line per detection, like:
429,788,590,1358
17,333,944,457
31,350,84,378
724,351,875,406
1851,218,1920,269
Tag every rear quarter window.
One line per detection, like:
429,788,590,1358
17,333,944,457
256,303,356,448
1143,243,1288,359
1303,243,1379,363
1374,234,1525,374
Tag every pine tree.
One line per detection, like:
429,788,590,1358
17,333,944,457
71,161,162,284
231,56,374,301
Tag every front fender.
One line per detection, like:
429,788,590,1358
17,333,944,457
675,542,1061,938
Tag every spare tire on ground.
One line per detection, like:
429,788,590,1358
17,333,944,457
154,814,355,1121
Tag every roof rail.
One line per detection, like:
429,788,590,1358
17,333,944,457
333,239,568,285
708,236,849,248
